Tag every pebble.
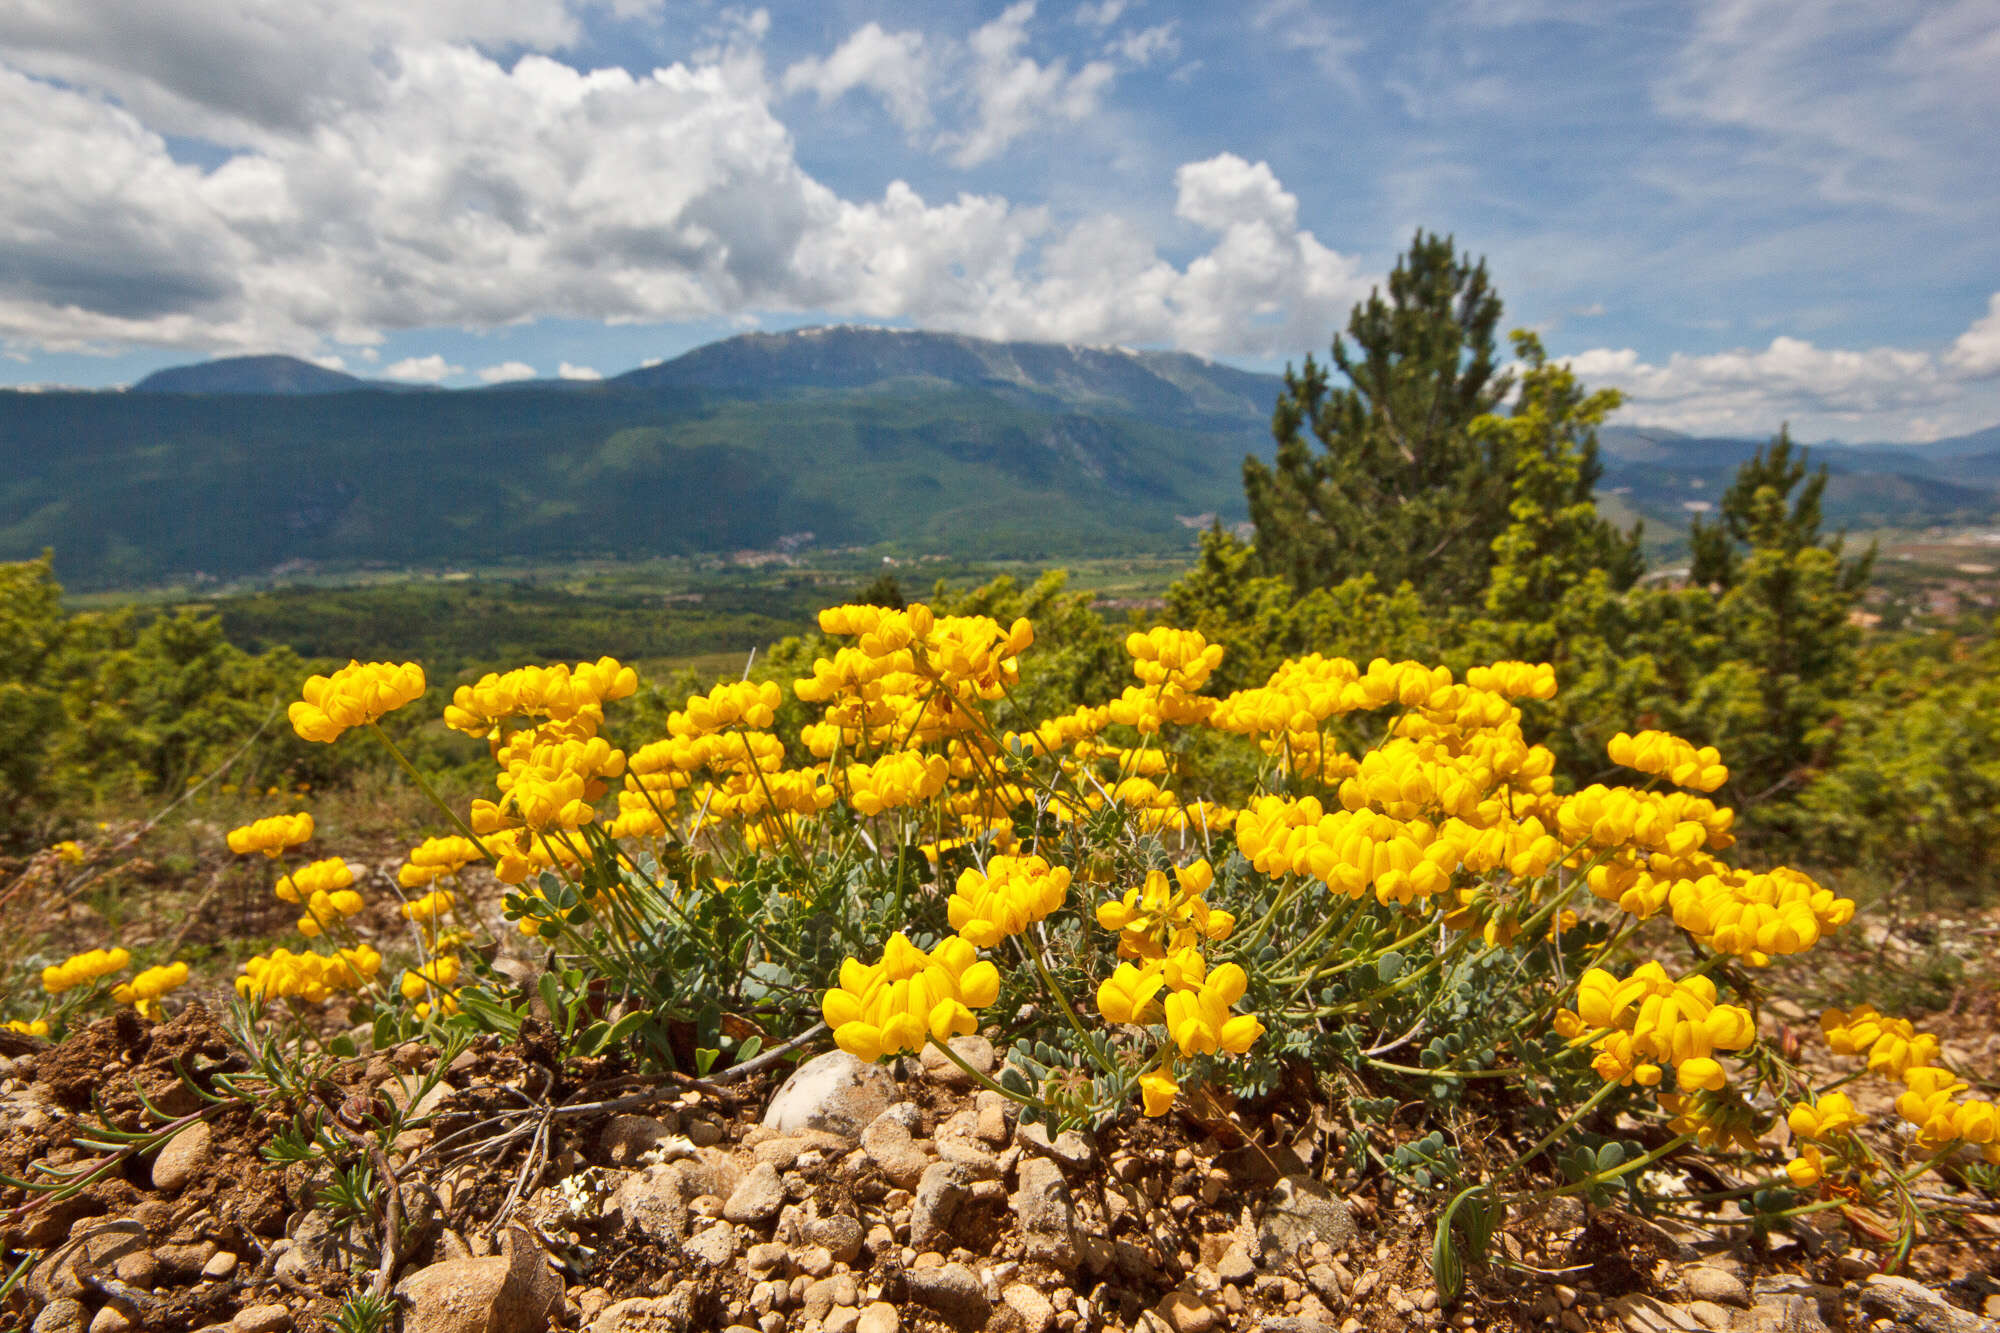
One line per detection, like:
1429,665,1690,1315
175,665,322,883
151,1120,214,1194
918,1034,996,1087
856,1304,901,1333
232,1306,292,1333
1681,1267,1750,1309
202,1250,240,1281
1155,1290,1218,1333
1004,1284,1057,1333
685,1221,739,1266
722,1164,786,1225
905,1261,990,1326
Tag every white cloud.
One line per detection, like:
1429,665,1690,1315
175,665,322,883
0,0,656,148
1654,1,2000,213
781,22,931,133
1073,0,1131,28
1566,295,2000,440
1109,23,1178,67
382,353,462,383
0,19,1377,368
1252,0,1361,93
477,360,538,383
939,2,1117,168
1944,293,2000,379
557,361,602,380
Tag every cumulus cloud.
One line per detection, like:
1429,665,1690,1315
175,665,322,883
477,360,538,383
382,354,462,383
1944,293,2000,379
0,25,1370,366
0,0,655,147
939,3,1116,168
781,22,931,132
557,361,602,380
1566,294,2000,440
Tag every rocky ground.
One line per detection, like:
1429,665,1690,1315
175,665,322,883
5,1004,1999,1333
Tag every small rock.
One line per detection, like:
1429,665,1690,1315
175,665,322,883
1609,1294,1706,1333
231,1306,293,1333
723,1163,786,1226
906,1261,990,1329
1003,1284,1056,1333
88,1305,135,1333
919,1034,996,1087
151,1121,214,1194
591,1284,708,1333
862,1104,933,1189
111,1249,160,1287
763,1051,895,1140
202,1250,240,1281
32,1298,87,1333
1684,1301,1734,1332
910,1161,975,1250
1156,1290,1218,1333
796,1244,835,1278
1216,1243,1256,1286
154,1240,220,1280
1257,1175,1355,1263
686,1221,739,1266
600,1114,679,1165
1682,1267,1751,1309
1015,1120,1096,1174
1012,1156,1078,1268
747,1241,788,1277
393,1228,561,1333
825,1308,862,1333
803,1213,865,1265
935,1108,1003,1176
857,1303,902,1333
974,1091,1010,1144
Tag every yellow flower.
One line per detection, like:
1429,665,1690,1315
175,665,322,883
1161,962,1264,1058
948,854,1071,947
822,933,1000,1063
3,1019,50,1038
226,811,314,858
112,962,190,1009
1097,960,1167,1027
42,947,131,994
274,856,352,903
1139,1070,1178,1117
290,660,426,743
1787,1092,1864,1142
53,840,84,865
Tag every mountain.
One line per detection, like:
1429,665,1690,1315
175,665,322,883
130,355,374,395
1595,425,2000,532
618,326,1280,428
8,327,1998,591
1,329,1279,590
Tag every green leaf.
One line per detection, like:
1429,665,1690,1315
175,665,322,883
1430,1220,1464,1304
696,1047,720,1076
734,1035,763,1065
1376,951,1405,982
328,1034,358,1059
579,1021,612,1056
538,973,564,1025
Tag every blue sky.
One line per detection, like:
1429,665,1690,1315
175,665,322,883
1,1,1996,440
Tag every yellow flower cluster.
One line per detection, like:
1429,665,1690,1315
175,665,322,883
398,835,484,887
1821,1005,1940,1078
113,961,189,1017
226,811,314,857
839,750,949,817
2,1019,49,1038
274,856,352,904
400,954,462,1018
947,854,1071,947
402,888,455,924
823,933,1001,1061
1555,963,1754,1092
236,944,382,1004
443,657,638,743
1607,730,1728,792
42,947,130,994
1125,627,1224,690
290,660,426,743
1095,860,1234,958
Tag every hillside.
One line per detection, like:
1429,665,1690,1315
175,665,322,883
1,330,1276,589
7,328,2000,590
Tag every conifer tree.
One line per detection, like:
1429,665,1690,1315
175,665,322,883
1243,231,1511,604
